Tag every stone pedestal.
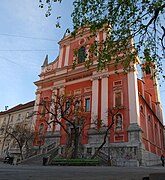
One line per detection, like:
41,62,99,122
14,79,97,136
127,123,144,166
44,131,61,148
88,127,109,147
127,123,143,143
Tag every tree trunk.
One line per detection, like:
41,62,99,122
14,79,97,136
19,147,24,160
72,128,79,159
91,129,108,159
91,121,114,159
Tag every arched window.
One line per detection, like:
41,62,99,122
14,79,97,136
78,46,86,64
115,114,123,132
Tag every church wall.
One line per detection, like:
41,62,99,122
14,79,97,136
33,28,165,166
108,72,130,143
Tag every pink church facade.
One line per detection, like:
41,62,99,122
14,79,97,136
33,27,164,166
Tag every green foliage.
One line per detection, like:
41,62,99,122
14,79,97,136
5,124,34,159
40,0,165,76
72,0,165,73
50,158,100,166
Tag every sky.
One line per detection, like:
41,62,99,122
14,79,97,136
0,0,73,111
0,0,165,122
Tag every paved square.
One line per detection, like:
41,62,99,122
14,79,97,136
0,163,165,180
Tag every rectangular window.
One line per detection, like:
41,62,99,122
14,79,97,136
10,116,13,122
17,114,21,121
114,91,122,107
85,98,90,112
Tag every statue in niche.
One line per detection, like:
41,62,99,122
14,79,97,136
115,114,122,131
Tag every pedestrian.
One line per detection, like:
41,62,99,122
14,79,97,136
9,157,14,165
161,154,164,167
43,156,47,166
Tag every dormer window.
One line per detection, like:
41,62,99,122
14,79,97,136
78,46,86,64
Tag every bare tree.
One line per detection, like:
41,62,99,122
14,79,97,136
91,107,121,159
37,92,125,160
37,93,90,159
4,124,34,160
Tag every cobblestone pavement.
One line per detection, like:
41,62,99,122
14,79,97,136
0,162,165,180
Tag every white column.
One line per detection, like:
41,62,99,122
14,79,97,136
64,44,70,67
58,46,63,68
101,75,108,126
91,78,99,127
127,68,140,125
32,89,41,129
47,90,55,132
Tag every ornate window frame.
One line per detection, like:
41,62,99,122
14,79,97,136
84,96,91,112
113,90,123,108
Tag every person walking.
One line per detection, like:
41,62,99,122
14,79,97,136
161,154,164,167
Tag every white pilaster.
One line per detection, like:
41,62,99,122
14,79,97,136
101,75,108,126
155,78,163,121
91,78,99,127
127,67,140,125
32,90,41,128
47,90,55,132
64,44,70,67
58,46,63,68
